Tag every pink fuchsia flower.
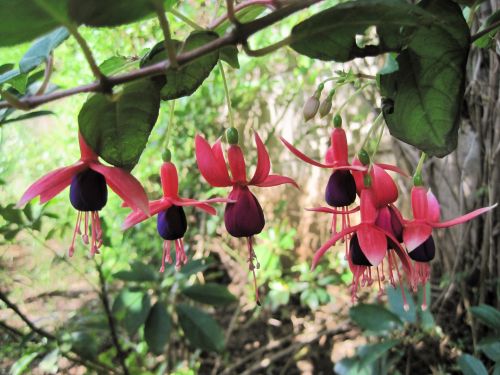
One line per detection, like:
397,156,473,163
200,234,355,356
195,128,298,303
403,186,496,287
18,133,149,257
312,183,414,308
351,149,408,209
281,117,365,237
123,158,228,272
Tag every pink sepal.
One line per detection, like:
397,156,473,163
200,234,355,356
357,225,387,266
195,135,232,187
311,226,358,269
78,133,99,162
90,163,149,215
249,132,271,185
122,199,170,230
403,222,433,251
411,186,428,220
160,162,179,198
255,174,299,189
433,204,497,228
360,189,378,223
426,190,441,222
280,137,333,169
377,163,409,177
170,197,218,215
306,206,360,215
17,162,87,208
228,145,247,183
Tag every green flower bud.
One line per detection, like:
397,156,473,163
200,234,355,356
363,174,372,188
413,174,424,186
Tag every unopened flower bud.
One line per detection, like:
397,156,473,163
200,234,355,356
333,114,342,128
358,149,370,165
303,96,320,121
162,149,172,162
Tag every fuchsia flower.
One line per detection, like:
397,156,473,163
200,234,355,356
18,134,149,257
195,129,298,302
403,186,496,288
123,159,228,272
280,121,365,238
312,184,414,307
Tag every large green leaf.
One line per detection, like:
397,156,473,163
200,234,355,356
0,0,66,47
182,283,237,306
380,0,470,157
457,354,488,375
358,339,400,368
349,304,403,333
142,31,219,100
471,304,500,331
176,304,225,352
19,27,69,73
68,0,155,27
145,302,172,355
290,0,430,62
78,79,161,170
112,289,151,336
478,337,500,362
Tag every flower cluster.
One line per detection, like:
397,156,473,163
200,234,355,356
282,116,495,310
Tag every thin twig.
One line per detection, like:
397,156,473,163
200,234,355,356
243,35,291,56
36,53,54,95
471,19,500,42
0,0,323,111
226,0,240,25
95,260,130,375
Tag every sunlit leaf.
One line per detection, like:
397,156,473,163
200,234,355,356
20,27,69,73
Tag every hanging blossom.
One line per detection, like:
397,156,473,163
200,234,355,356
280,116,365,242
195,128,298,303
18,133,149,256
312,177,414,308
123,153,228,271
403,184,496,294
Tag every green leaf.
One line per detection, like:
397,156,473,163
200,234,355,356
0,204,24,224
350,304,403,333
145,302,173,355
334,357,372,375
290,0,429,62
0,0,65,47
494,363,500,375
19,27,69,73
457,354,488,375
182,283,237,306
68,0,156,27
99,56,138,76
474,10,500,49
142,31,219,100
0,69,20,87
220,46,240,69
471,304,500,331
478,337,500,361
358,339,400,368
112,289,151,336
380,0,470,157
65,331,98,359
387,285,416,323
176,304,225,352
0,111,54,126
113,261,158,282
9,352,39,375
78,79,161,170
179,259,208,276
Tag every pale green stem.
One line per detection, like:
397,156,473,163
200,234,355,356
335,83,372,116
168,8,203,30
415,152,427,177
218,60,235,129
165,100,176,148
360,112,383,151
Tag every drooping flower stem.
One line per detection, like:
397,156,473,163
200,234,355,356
218,61,235,130
413,152,427,185
168,8,203,30
360,112,383,151
335,83,372,117
164,100,176,149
